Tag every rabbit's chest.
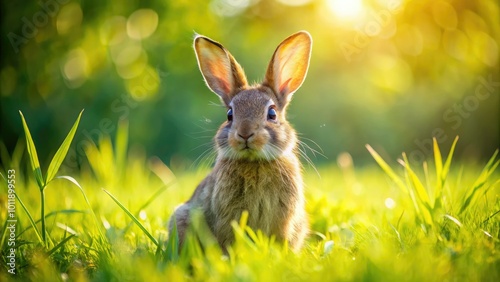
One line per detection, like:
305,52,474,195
211,163,295,233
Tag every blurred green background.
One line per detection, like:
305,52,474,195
1,0,498,172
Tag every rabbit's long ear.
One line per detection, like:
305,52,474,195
263,31,312,107
194,35,248,105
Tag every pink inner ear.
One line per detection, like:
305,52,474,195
278,78,292,95
206,63,232,95
215,76,231,94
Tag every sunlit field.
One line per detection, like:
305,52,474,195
1,118,498,281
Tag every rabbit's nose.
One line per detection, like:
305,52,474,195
238,133,254,141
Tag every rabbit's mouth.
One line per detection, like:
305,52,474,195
227,143,282,161
236,148,268,161
223,141,266,160
237,144,260,155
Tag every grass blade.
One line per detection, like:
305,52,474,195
102,189,159,247
124,184,170,233
366,145,406,192
54,175,106,241
400,154,433,227
46,234,77,257
482,209,500,225
460,150,499,214
433,138,443,184
443,214,462,228
433,138,443,207
14,193,44,244
165,218,179,262
441,136,459,188
0,216,9,250
434,136,459,210
402,153,431,206
45,110,84,185
19,111,44,189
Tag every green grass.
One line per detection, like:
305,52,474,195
1,114,499,281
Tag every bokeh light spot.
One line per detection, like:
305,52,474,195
462,10,488,38
210,0,251,17
62,49,89,88
0,66,17,97
369,55,413,93
432,1,458,30
276,0,313,6
396,24,423,56
100,16,128,46
443,29,469,61
116,49,148,79
57,3,83,35
327,0,363,20
125,65,160,101
385,198,396,209
472,32,498,67
337,152,353,169
114,43,143,67
127,9,159,40
139,210,147,220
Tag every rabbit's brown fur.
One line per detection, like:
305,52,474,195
169,31,312,251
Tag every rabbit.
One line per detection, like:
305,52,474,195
169,31,312,252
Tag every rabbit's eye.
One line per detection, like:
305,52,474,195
227,108,233,121
267,106,277,121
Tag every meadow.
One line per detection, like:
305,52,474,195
1,113,499,281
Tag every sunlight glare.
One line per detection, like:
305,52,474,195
385,198,396,209
139,210,147,220
327,0,364,19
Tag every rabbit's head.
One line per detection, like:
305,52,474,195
194,31,312,161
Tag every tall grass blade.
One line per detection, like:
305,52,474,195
165,218,179,262
45,110,83,185
441,136,459,190
14,193,44,244
399,165,427,228
19,111,44,189
443,214,462,228
0,217,9,249
102,189,159,247
41,189,47,245
435,136,459,209
433,138,443,184
46,234,77,257
231,211,258,250
433,138,443,207
482,209,500,225
136,185,170,212
55,175,106,241
460,150,499,214
401,154,431,206
401,154,433,226
366,145,406,192
56,223,78,235
124,184,170,233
